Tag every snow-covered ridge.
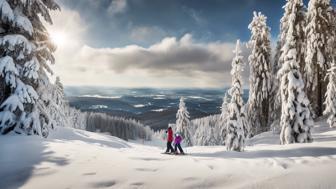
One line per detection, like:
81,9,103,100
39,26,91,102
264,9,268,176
90,105,108,109
187,96,211,101
134,104,146,108
79,95,122,99
151,108,165,112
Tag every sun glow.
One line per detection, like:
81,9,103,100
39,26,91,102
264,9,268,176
50,31,67,47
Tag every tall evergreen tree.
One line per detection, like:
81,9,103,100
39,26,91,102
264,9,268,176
269,41,282,133
226,40,246,152
270,0,307,129
305,0,335,116
176,97,192,146
278,15,313,145
280,0,306,74
324,62,336,127
0,0,60,136
247,12,272,135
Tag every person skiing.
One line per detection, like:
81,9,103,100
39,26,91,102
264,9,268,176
165,126,175,153
174,133,184,155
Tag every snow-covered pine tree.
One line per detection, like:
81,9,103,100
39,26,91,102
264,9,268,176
218,94,229,145
305,0,335,116
226,40,246,152
323,62,336,127
205,125,217,146
176,97,192,146
191,114,221,146
268,41,282,133
48,76,68,128
280,0,306,74
270,0,307,130
278,14,313,145
193,125,206,146
0,0,60,136
247,12,272,135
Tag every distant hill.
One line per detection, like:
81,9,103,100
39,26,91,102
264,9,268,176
65,87,249,130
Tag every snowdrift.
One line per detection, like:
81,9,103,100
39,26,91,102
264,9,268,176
1,121,336,189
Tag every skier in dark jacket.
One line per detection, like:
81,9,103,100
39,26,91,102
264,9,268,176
174,133,184,154
165,127,175,153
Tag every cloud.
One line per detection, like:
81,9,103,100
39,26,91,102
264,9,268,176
69,34,249,87
108,0,128,15
130,26,167,42
78,34,248,74
47,8,250,88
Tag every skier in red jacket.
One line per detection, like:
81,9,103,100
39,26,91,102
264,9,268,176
165,127,175,153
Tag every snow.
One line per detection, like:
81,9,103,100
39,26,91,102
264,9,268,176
153,97,165,100
13,8,33,35
134,104,146,108
0,56,18,87
0,34,34,55
90,105,108,109
187,96,211,101
0,0,14,22
80,95,122,99
2,120,336,189
151,108,165,112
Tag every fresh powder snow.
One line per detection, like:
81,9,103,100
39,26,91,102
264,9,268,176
1,120,336,189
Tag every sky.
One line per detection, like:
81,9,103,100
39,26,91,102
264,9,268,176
49,0,312,88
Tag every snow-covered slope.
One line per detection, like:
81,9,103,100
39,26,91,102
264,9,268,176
1,121,336,189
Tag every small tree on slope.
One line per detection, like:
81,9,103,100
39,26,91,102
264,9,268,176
176,97,192,146
218,94,229,145
324,62,336,127
305,0,335,116
226,40,246,152
0,0,60,136
278,16,313,145
48,77,68,128
247,12,272,135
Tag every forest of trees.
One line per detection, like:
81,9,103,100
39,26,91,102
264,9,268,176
85,112,153,141
1,0,336,152
159,0,336,151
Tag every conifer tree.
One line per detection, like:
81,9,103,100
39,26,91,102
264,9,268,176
176,97,192,146
270,0,307,129
324,62,336,127
226,40,246,152
247,12,272,135
218,94,229,145
0,0,60,136
278,15,313,144
305,0,335,116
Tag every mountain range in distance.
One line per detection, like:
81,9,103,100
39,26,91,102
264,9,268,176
65,87,249,130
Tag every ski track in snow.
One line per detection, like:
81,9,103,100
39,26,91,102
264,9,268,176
1,121,336,189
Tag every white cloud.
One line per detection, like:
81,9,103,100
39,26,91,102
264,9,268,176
108,0,127,15
74,34,250,87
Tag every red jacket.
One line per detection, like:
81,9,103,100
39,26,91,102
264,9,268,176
167,128,173,142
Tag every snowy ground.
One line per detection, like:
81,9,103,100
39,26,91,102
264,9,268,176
1,121,336,189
